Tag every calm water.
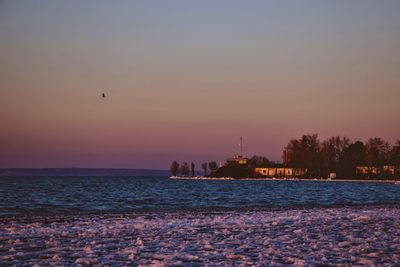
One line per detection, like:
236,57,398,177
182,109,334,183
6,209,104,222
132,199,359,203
1,176,400,216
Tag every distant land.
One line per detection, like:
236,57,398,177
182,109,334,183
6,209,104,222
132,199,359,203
0,168,170,177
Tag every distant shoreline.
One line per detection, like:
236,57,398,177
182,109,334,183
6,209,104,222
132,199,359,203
170,176,400,183
0,168,170,177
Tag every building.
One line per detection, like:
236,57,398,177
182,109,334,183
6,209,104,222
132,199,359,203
383,165,396,175
226,136,248,165
255,167,308,178
356,165,400,178
356,166,380,175
227,155,248,165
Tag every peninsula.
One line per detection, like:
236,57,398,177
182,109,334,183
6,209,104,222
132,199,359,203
170,135,400,181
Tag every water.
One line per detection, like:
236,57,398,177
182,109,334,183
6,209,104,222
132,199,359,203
2,176,400,265
1,176,400,217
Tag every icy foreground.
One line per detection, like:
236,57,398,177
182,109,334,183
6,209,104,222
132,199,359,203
1,207,399,266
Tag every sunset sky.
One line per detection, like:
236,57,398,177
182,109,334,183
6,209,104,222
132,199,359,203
1,1,400,169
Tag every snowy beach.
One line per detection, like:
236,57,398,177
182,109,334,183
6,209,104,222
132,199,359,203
1,206,399,266
170,176,400,183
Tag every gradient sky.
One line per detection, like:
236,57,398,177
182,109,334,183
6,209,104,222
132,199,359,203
1,0,400,169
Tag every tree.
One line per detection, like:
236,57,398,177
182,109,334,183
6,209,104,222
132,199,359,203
389,140,400,177
366,137,390,169
180,162,190,176
208,161,218,174
339,141,366,178
321,136,350,177
201,162,208,176
214,161,249,178
170,161,179,176
285,134,320,177
390,140,400,167
285,139,303,167
191,162,195,177
248,155,270,168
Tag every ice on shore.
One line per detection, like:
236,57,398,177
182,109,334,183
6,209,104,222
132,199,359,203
0,206,399,265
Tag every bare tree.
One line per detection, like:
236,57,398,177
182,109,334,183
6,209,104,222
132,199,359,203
390,140,400,167
201,162,208,176
339,140,366,178
208,161,218,174
366,137,390,171
285,134,320,177
191,162,195,177
180,162,190,176
321,136,350,177
170,161,179,176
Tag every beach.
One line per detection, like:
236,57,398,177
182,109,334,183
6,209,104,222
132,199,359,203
1,176,400,265
1,205,399,266
170,176,400,183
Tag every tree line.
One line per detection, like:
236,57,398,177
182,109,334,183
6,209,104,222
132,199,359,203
170,161,219,177
170,135,400,179
285,135,400,179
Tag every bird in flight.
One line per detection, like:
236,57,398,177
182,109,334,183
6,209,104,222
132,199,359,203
102,93,106,98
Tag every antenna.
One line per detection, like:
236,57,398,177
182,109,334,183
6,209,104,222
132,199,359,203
240,136,243,157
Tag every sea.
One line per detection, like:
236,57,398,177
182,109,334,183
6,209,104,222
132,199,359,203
0,168,400,217
1,169,400,265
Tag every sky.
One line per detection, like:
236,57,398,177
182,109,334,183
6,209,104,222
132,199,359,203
1,0,400,169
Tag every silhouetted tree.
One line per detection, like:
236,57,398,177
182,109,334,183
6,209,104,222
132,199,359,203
321,136,350,177
366,137,390,177
191,162,195,177
285,134,320,177
170,161,180,176
180,162,189,176
390,140,400,166
389,140,400,177
339,141,366,178
214,161,250,178
208,161,218,174
201,162,208,176
248,155,270,168
285,139,303,167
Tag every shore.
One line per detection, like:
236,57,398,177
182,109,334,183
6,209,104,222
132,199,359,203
1,206,399,266
170,176,400,183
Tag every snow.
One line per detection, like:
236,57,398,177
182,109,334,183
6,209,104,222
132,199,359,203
0,206,399,265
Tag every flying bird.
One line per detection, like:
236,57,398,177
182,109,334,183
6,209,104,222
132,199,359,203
102,93,106,98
